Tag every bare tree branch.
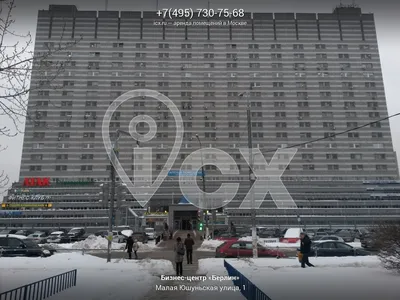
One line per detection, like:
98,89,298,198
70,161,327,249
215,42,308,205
372,221,400,273
0,0,81,136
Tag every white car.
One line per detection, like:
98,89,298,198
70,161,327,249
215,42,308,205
313,235,345,243
144,228,155,240
46,231,68,243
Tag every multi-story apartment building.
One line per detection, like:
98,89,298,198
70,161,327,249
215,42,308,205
2,4,399,230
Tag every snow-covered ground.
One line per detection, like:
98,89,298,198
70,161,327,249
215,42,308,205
197,256,399,300
197,238,362,251
0,253,173,299
188,258,245,300
41,235,158,252
197,239,224,251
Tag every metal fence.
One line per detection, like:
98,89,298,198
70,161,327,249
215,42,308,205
224,260,272,300
0,269,77,300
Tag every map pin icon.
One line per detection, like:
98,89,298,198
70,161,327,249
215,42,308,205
102,89,183,207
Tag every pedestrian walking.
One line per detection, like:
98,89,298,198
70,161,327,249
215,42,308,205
125,235,134,259
184,233,195,264
299,232,314,268
174,237,185,276
132,239,139,259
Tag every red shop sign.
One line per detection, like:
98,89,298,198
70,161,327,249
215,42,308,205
23,177,50,187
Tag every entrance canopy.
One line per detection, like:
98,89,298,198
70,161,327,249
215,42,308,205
178,196,190,205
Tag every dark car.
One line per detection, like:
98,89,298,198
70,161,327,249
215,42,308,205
0,235,53,257
214,233,241,241
95,230,108,237
15,230,35,237
310,241,370,257
131,232,148,243
335,230,355,242
215,241,287,258
67,228,85,241
0,229,18,235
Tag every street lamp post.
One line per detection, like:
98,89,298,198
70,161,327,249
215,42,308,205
240,87,257,259
107,129,139,262
195,134,211,239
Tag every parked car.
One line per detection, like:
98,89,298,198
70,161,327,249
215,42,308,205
95,230,109,237
214,233,240,241
215,241,287,258
67,228,85,241
313,235,345,243
310,241,370,257
0,234,52,257
0,229,18,235
14,230,35,236
131,232,148,243
335,230,356,242
144,228,155,240
47,231,70,244
27,232,48,244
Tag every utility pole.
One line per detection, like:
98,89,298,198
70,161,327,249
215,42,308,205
107,129,139,262
242,87,258,258
196,134,209,239
107,143,117,262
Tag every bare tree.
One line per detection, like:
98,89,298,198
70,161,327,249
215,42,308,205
374,221,400,272
0,0,80,190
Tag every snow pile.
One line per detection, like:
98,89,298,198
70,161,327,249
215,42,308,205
197,256,399,300
197,239,225,251
228,255,381,269
71,235,126,250
45,237,158,252
219,256,399,300
0,252,174,300
121,229,133,237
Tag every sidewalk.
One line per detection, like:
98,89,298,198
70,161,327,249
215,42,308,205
142,230,205,300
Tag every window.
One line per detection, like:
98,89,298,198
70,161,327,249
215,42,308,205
328,165,339,170
55,165,67,171
271,53,282,59
338,53,350,59
158,53,169,59
159,43,169,49
204,53,214,59
113,43,124,48
136,43,146,48
351,165,363,171
319,242,336,249
249,53,259,59
181,53,192,59
29,165,42,171
336,243,353,250
326,154,338,160
361,54,372,60
204,44,214,49
293,44,304,50
376,165,388,170
181,44,192,49
316,53,327,59
294,53,305,59
315,44,326,49
303,164,315,170
271,44,281,49
249,63,260,68
365,82,376,88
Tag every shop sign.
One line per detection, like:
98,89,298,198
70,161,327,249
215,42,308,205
23,177,50,187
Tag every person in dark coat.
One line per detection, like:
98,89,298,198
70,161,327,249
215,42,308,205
184,233,195,264
299,232,314,268
174,237,185,276
125,235,134,259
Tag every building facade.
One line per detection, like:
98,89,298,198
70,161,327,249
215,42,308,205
2,4,400,229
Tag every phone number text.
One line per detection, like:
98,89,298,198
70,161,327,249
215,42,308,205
157,8,246,19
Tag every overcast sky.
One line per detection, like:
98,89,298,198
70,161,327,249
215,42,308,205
1,0,399,201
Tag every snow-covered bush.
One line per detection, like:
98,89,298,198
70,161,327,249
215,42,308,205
374,221,400,273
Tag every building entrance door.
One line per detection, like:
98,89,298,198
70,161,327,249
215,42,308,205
174,219,181,230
